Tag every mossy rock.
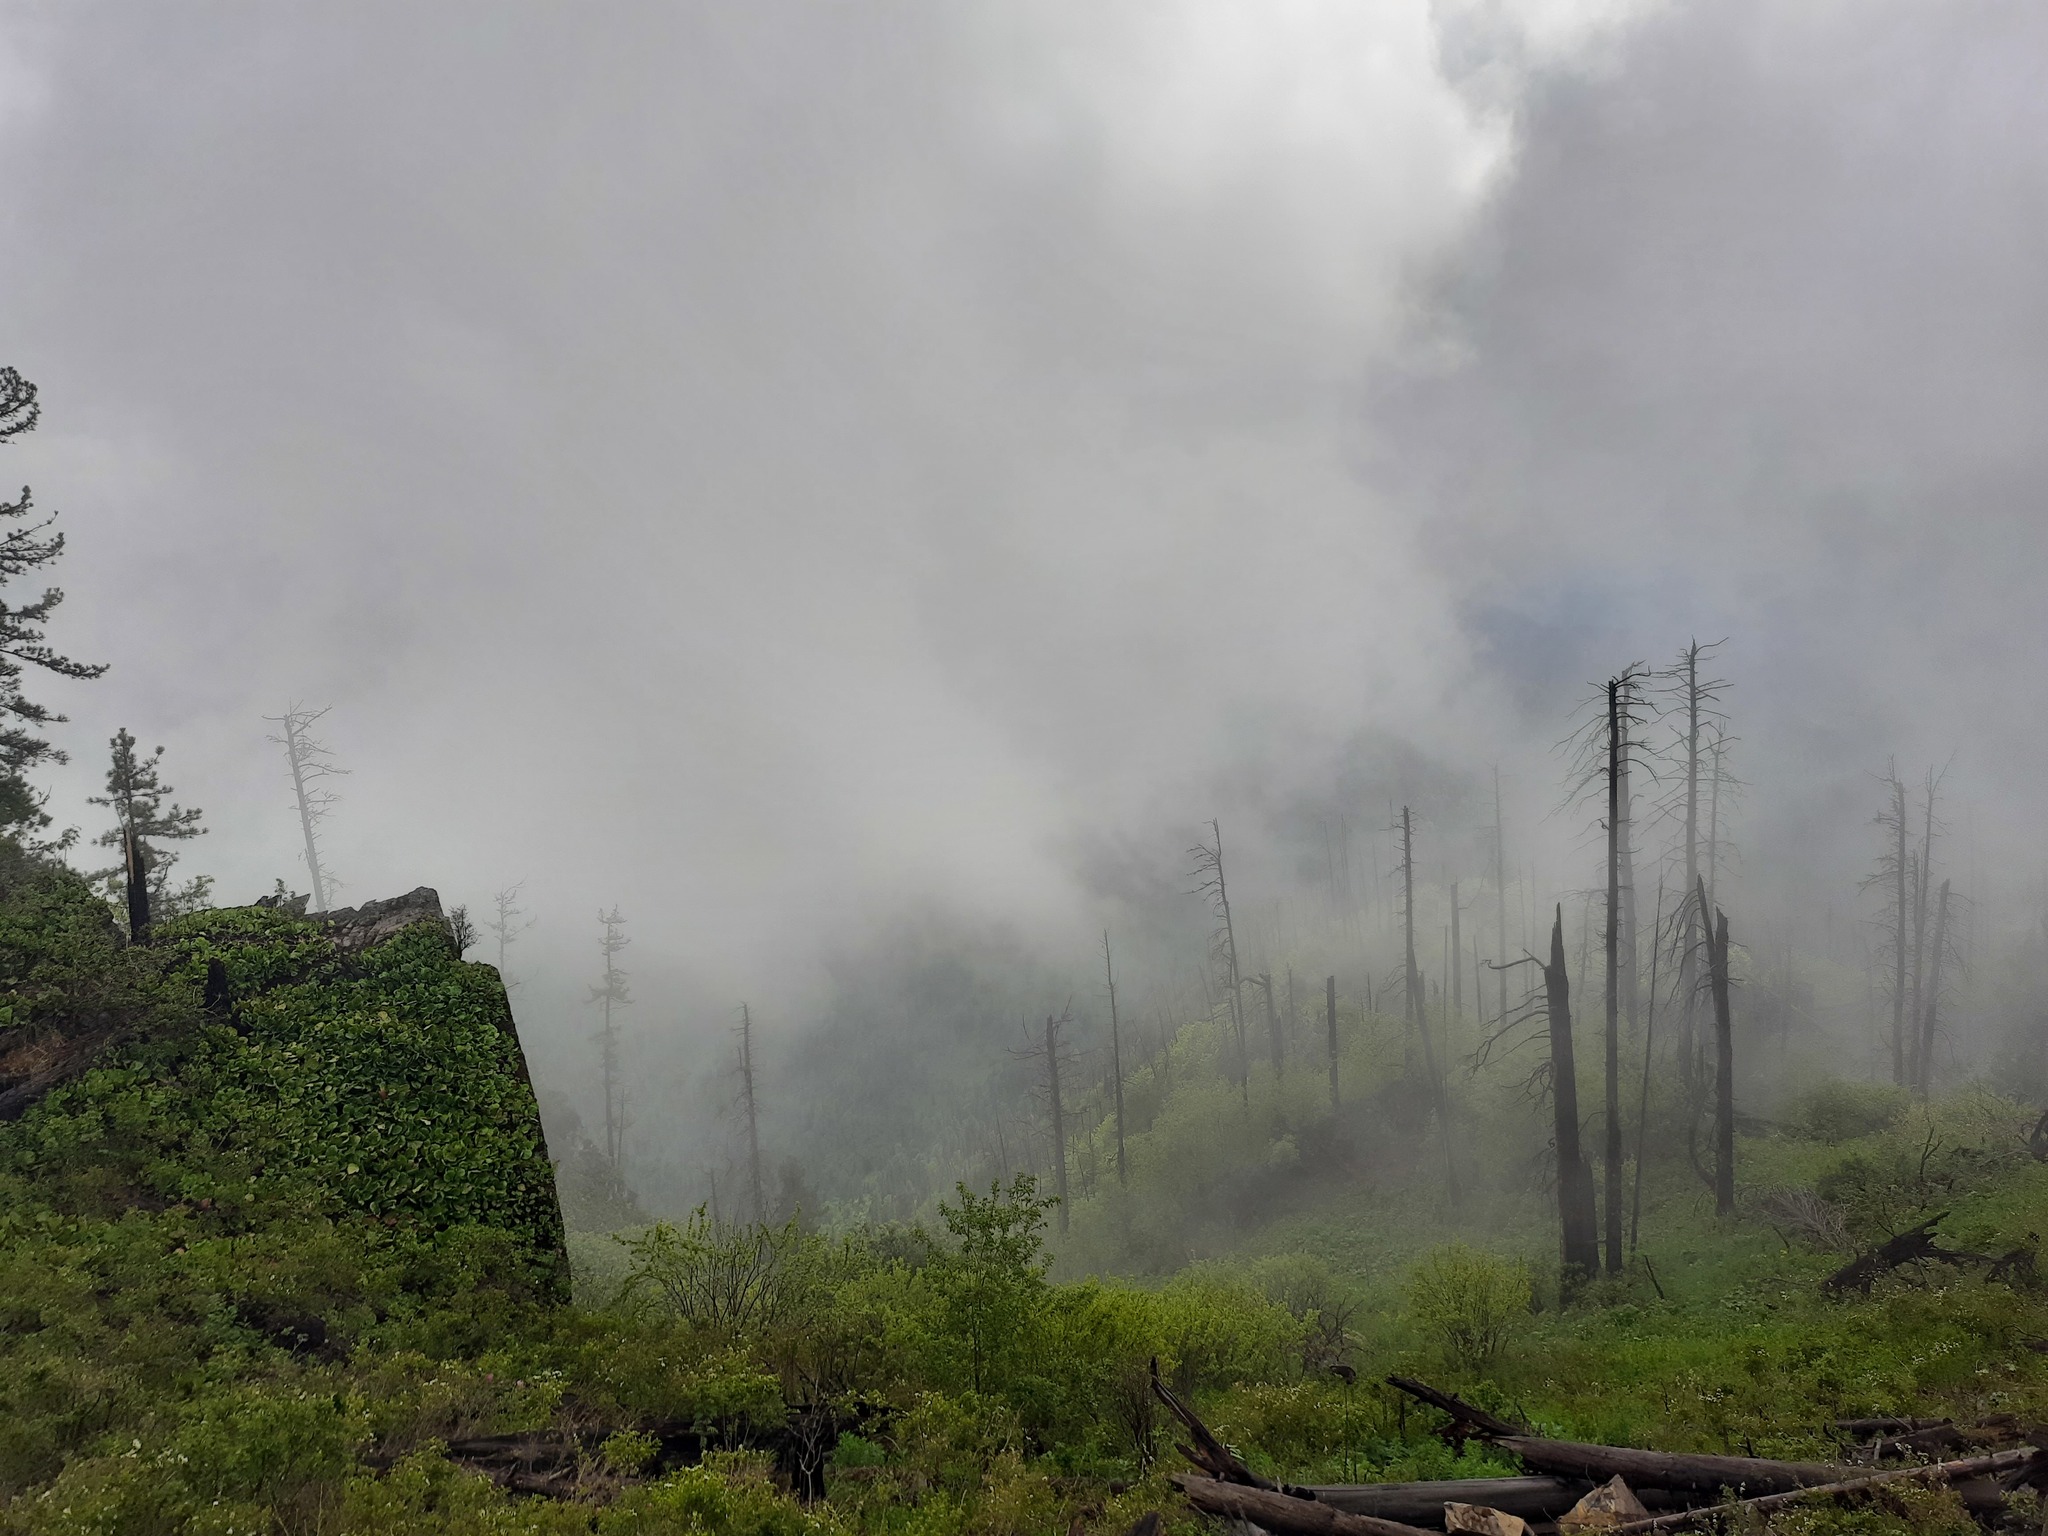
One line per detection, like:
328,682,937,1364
0,870,568,1302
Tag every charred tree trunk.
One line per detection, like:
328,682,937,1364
1604,677,1625,1275
1545,905,1600,1285
1701,879,1735,1216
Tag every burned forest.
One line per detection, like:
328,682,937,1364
6,4,2048,1534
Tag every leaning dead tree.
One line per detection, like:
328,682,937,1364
263,704,346,912
589,908,631,1166
1189,820,1250,1107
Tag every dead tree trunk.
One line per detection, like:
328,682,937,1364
1192,820,1251,1107
1604,676,1625,1274
1045,1011,1069,1231
1887,769,1909,1087
1258,972,1284,1078
1450,880,1463,1026
1677,647,1703,1091
1917,880,1951,1098
1104,930,1127,1187
739,1003,765,1222
1701,878,1735,1216
1325,974,1339,1113
1494,767,1510,1031
1630,878,1666,1253
1546,905,1600,1284
1403,806,1459,1204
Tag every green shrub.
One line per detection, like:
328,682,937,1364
1790,1081,1909,1143
1403,1244,1530,1371
830,1432,885,1469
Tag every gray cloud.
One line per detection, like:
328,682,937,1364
0,0,2040,1184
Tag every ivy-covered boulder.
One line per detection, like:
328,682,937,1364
0,865,567,1301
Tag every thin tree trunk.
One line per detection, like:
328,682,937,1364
1678,645,1701,1091
1104,930,1127,1187
1045,1012,1069,1232
1630,879,1666,1253
1908,770,1940,1092
281,715,330,913
1891,773,1909,1087
1213,820,1250,1108
1260,973,1284,1078
739,1003,765,1222
1494,767,1509,1030
1403,807,1460,1203
1917,880,1951,1098
1450,881,1463,1024
1326,974,1339,1113
1702,879,1735,1216
1604,676,1625,1274
1546,904,1600,1285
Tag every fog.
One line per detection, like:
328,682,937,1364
3,1,2045,1217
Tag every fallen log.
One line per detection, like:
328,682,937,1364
1823,1213,1980,1293
1599,1447,2041,1534
1487,1435,1853,1497
1172,1475,1436,1536
1308,1477,1591,1525
1385,1377,1856,1497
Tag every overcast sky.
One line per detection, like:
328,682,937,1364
3,1,2045,1109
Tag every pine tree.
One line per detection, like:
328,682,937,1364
89,728,208,937
0,368,107,845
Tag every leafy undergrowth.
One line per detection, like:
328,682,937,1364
6,849,2048,1534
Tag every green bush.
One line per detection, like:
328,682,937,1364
1790,1081,1909,1143
1403,1244,1531,1371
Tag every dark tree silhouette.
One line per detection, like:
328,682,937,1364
88,728,208,939
0,367,107,846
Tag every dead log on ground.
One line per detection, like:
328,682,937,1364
1599,1447,2042,1534
1823,1213,1981,1293
1832,1415,1948,1436
1386,1376,1854,1497
1172,1476,1435,1536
